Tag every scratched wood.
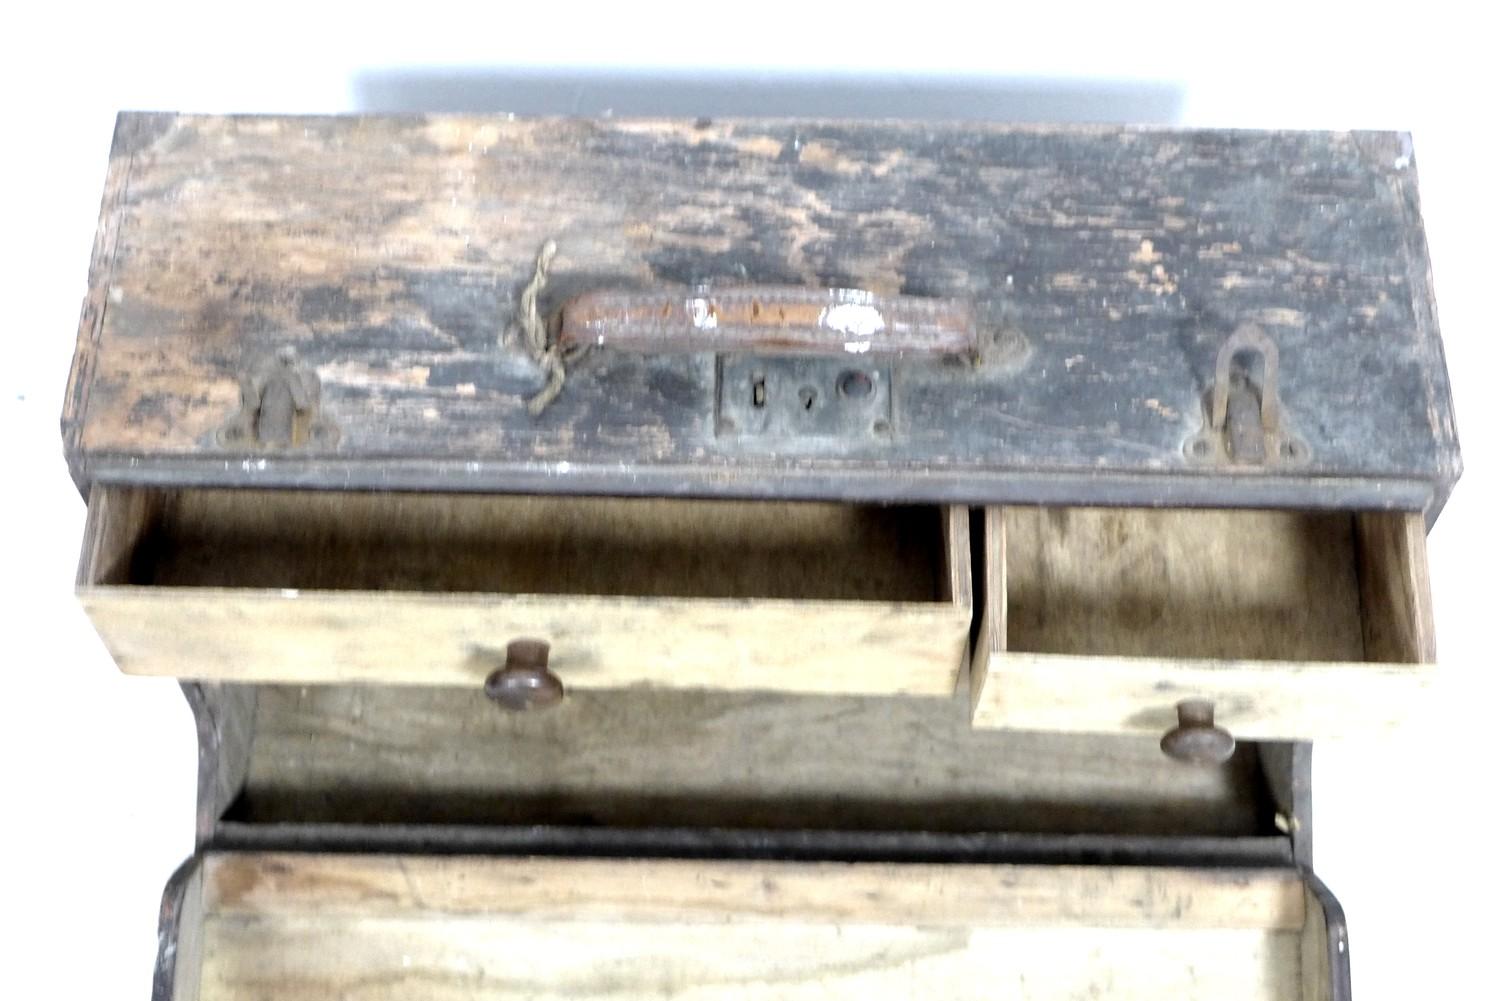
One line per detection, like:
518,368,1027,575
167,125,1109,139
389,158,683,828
62,113,1458,512
179,853,1313,1001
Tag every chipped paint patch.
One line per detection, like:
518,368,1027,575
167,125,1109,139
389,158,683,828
1254,308,1306,327
1129,239,1163,265
318,361,431,389
687,297,719,330
1144,398,1180,420
819,302,886,339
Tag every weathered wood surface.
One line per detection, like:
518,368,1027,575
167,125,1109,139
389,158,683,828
971,506,1436,738
184,853,1309,1001
235,683,1268,835
64,113,1458,512
79,486,971,694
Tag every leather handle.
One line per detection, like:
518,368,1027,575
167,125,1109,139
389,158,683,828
559,286,977,358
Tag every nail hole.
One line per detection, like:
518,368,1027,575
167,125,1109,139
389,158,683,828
837,369,874,399
751,299,762,318
751,374,766,408
798,386,817,411
872,419,891,434
1190,439,1211,457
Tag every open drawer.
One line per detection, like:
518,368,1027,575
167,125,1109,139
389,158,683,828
971,505,1436,745
77,486,970,697
159,852,1347,1000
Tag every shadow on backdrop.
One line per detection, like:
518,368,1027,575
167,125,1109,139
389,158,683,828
352,69,1184,124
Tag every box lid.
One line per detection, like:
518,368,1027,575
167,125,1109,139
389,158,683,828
64,113,1460,513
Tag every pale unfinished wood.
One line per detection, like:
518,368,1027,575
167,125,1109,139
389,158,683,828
1357,511,1437,663
78,487,970,696
202,854,1306,928
75,485,158,589
185,853,1308,1001
972,506,1436,739
236,683,1269,835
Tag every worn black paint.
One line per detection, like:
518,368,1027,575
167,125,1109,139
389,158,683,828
70,115,1461,517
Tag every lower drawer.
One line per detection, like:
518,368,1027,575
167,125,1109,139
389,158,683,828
971,505,1436,744
162,852,1343,1001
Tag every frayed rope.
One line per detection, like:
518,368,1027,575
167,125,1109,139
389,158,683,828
513,239,564,415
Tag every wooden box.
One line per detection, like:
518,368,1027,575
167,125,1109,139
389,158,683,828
63,112,1460,999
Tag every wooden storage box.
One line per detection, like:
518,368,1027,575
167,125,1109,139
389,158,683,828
62,112,1460,999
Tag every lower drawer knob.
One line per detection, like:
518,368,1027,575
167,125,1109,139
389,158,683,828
1160,698,1236,765
484,639,564,711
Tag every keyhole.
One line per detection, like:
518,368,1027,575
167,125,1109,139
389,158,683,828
798,386,817,411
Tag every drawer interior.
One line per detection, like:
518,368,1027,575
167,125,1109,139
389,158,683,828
1000,506,1422,662
167,852,1334,1001
78,487,971,695
86,487,952,601
972,505,1435,738
222,682,1283,840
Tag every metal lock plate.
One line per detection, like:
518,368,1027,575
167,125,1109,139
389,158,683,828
715,355,894,444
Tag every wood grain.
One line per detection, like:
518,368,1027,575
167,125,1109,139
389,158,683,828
184,853,1307,1001
78,486,970,694
235,683,1269,835
972,505,1436,739
63,114,1459,513
1357,511,1437,663
202,853,1306,928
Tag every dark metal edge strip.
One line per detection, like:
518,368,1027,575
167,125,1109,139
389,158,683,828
1306,870,1355,1001
208,821,1295,868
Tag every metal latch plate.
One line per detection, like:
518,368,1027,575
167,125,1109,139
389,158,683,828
715,355,894,444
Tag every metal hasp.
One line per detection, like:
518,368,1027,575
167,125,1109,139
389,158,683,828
484,639,564,711
216,347,337,449
1186,324,1308,467
1160,699,1237,765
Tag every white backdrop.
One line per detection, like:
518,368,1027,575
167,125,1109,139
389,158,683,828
2,4,1494,997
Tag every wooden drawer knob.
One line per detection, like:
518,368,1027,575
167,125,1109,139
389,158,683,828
484,639,564,711
1160,698,1236,765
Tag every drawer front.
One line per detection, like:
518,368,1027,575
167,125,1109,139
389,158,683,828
971,505,1436,743
165,853,1329,1001
78,487,971,697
